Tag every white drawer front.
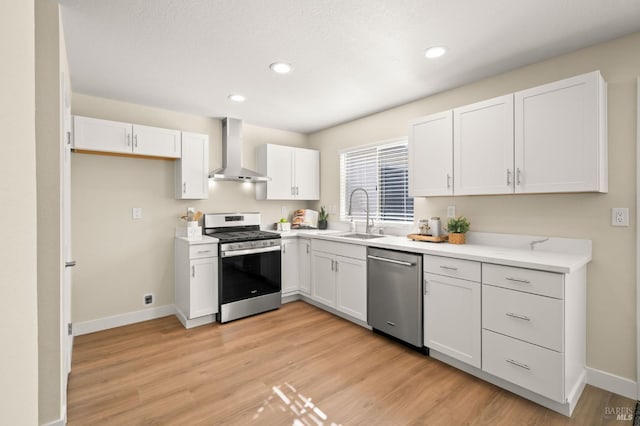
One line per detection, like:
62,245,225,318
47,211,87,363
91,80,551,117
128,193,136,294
483,263,564,299
189,243,218,259
482,330,564,403
312,239,366,260
424,254,480,282
483,285,564,352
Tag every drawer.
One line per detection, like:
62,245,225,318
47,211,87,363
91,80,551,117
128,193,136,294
189,243,218,259
312,239,366,260
424,254,480,282
483,285,564,352
482,329,564,403
483,263,564,299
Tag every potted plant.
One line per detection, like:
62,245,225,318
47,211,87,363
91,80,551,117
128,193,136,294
446,216,470,244
318,206,329,230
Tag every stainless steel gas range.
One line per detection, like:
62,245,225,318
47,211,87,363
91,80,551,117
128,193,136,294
203,213,281,323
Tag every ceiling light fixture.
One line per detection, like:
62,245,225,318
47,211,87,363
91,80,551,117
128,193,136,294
228,94,246,103
424,46,447,59
269,62,292,74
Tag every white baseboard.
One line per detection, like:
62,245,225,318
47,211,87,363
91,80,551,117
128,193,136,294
586,367,637,400
41,418,65,426
73,304,176,336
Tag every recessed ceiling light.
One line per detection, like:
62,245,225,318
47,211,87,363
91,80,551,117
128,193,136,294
270,62,292,74
228,94,246,103
424,46,447,59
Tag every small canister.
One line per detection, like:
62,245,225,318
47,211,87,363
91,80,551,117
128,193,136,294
428,217,441,237
418,219,430,235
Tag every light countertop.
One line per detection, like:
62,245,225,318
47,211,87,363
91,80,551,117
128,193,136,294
276,230,591,274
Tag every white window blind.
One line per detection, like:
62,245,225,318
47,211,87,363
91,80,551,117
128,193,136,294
340,138,414,223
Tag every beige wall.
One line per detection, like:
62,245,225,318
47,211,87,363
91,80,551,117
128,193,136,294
309,32,640,380
71,95,311,323
0,0,39,424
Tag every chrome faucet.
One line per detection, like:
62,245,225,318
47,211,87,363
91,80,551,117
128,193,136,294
348,187,373,234
529,237,549,250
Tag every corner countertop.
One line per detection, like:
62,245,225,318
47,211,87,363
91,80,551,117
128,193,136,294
274,230,591,274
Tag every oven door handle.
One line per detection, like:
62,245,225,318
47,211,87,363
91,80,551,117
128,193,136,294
221,245,281,258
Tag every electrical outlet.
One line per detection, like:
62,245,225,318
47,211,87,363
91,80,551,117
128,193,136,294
132,207,143,220
447,206,456,218
611,208,629,227
144,293,154,306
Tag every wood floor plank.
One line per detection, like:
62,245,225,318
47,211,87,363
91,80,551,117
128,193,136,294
67,301,635,425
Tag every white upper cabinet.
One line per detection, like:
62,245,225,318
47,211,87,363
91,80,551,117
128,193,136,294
73,115,181,159
132,124,181,158
176,131,209,200
409,111,453,196
408,71,607,197
255,144,320,200
294,147,320,200
514,71,607,194
73,116,132,154
454,95,514,195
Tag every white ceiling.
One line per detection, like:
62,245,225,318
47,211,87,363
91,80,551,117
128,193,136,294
59,0,640,134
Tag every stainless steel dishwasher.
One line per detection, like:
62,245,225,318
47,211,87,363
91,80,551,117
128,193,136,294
367,247,423,348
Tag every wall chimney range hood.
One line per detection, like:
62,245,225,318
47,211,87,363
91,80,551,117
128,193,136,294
209,117,270,182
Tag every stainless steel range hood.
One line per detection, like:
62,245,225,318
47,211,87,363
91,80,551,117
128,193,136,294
209,117,269,182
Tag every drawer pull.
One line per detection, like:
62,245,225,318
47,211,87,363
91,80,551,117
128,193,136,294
386,321,396,327
505,312,531,321
197,250,212,254
506,277,531,284
506,358,531,370
439,265,458,271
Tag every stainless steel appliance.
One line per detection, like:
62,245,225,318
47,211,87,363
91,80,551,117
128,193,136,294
367,247,424,348
204,213,281,323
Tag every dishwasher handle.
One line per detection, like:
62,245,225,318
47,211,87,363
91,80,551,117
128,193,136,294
367,254,415,267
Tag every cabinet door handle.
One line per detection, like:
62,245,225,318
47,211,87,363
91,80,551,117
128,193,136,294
506,169,512,186
505,312,531,321
296,186,299,195
127,133,131,147
386,321,396,327
446,173,452,189
291,186,295,196
183,182,187,194
306,244,309,254
439,265,458,271
506,358,531,370
134,134,139,148
423,279,428,295
282,245,286,254
330,259,334,271
516,168,522,185
506,277,531,284
335,261,338,272
191,265,195,277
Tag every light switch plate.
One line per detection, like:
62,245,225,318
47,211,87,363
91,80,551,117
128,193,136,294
611,207,629,227
132,207,143,220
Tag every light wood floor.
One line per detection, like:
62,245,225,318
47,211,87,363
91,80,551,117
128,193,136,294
68,301,634,425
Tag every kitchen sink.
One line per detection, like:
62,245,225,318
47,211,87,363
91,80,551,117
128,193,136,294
340,233,386,240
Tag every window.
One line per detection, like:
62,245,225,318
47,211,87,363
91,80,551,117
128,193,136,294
340,138,414,223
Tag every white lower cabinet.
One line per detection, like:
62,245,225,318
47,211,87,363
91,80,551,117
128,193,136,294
281,238,300,297
174,237,218,328
423,256,481,368
298,238,312,295
311,240,367,322
480,263,585,409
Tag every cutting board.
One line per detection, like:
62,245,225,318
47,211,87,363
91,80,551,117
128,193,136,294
407,234,448,243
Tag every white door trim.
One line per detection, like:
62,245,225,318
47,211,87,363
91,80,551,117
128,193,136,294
636,76,639,400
